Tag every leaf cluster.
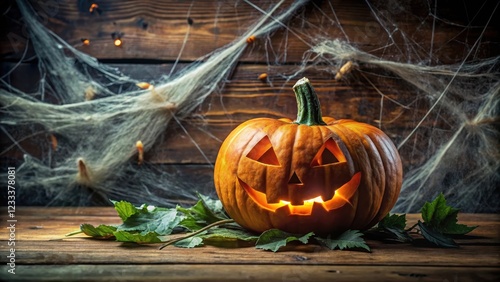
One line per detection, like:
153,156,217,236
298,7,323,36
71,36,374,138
74,193,475,251
371,193,476,247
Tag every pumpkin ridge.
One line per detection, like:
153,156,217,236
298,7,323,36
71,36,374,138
280,123,301,202
326,122,375,229
336,121,402,229
345,124,386,227
355,127,402,226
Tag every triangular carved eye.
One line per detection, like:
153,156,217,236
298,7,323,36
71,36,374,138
246,136,280,166
311,138,346,167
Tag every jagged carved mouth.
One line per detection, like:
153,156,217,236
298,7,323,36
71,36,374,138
238,172,361,216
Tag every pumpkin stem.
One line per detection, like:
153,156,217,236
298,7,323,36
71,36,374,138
293,77,326,126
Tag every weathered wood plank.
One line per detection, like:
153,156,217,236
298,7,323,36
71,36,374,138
2,0,498,63
1,208,498,267
1,264,499,282
3,238,499,267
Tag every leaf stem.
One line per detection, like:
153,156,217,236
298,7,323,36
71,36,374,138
65,230,84,237
158,219,235,250
405,223,418,232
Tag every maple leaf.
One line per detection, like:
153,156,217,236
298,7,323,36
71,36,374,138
419,193,477,247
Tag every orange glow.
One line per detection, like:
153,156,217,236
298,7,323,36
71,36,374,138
280,196,325,215
114,38,122,47
310,138,346,167
81,38,90,46
246,136,280,166
279,196,324,206
89,3,99,13
239,172,361,215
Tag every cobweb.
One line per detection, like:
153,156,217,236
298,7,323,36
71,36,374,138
1,0,498,212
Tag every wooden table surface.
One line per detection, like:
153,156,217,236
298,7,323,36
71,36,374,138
0,207,499,281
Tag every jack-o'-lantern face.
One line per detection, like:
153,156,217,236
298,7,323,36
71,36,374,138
236,134,361,216
214,78,402,235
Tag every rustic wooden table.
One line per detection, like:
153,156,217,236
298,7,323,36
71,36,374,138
0,207,498,281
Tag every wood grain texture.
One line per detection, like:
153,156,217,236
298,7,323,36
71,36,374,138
0,207,498,281
1,0,499,210
1,0,498,63
1,264,499,282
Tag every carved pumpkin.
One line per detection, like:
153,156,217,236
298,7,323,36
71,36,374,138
214,78,402,235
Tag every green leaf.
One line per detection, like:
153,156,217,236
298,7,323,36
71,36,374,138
80,224,117,238
437,209,477,235
417,221,457,248
197,193,226,217
178,195,228,231
375,214,413,242
383,227,413,242
378,213,407,230
421,193,454,225
174,236,204,248
420,193,476,235
81,196,235,245
202,228,259,242
114,230,162,243
255,229,314,252
316,230,371,252
117,208,183,236
111,200,139,221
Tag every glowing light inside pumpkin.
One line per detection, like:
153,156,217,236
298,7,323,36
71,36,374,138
279,195,324,205
239,172,361,215
280,196,325,215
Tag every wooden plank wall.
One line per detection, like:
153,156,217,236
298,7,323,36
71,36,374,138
1,0,498,203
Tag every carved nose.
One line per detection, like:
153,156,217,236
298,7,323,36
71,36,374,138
288,172,303,185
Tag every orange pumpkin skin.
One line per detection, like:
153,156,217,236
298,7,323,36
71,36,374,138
214,78,402,235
